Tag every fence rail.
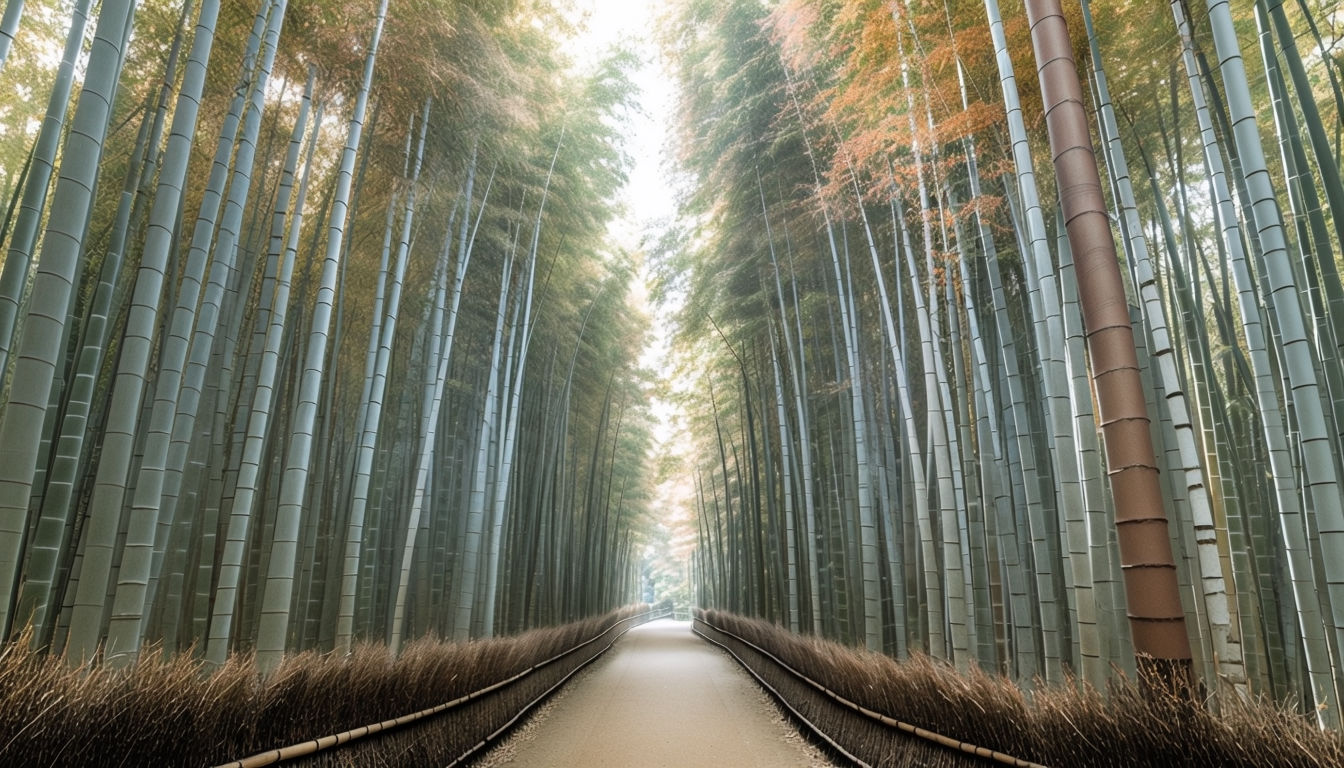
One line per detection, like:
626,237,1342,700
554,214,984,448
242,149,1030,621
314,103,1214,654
215,607,670,768
693,616,1048,768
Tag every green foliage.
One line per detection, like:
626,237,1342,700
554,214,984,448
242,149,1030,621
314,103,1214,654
662,0,1344,723
0,0,658,669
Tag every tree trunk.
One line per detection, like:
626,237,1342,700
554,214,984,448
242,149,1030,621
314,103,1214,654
1025,0,1193,683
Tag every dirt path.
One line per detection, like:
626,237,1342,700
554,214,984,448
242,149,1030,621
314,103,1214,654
476,618,836,767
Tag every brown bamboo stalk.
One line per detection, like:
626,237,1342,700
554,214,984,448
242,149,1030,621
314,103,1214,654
1023,0,1194,679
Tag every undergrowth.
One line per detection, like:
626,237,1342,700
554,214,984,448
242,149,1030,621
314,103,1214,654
697,610,1344,768
0,606,649,767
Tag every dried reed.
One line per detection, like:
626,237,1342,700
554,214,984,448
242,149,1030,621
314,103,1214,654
0,607,649,767
697,610,1343,768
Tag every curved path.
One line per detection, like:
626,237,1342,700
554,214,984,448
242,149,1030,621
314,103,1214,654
478,618,835,767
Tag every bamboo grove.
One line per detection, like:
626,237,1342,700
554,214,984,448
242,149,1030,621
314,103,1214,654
0,0,656,674
662,0,1344,725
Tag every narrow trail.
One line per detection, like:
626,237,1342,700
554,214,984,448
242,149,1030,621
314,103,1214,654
478,618,837,767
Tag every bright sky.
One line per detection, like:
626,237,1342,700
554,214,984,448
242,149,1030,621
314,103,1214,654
564,0,679,247
565,0,680,388
567,1,696,558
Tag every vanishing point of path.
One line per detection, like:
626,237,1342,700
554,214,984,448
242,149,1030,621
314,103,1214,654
479,619,837,767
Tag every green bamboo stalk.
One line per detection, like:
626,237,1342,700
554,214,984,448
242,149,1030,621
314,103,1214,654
250,0,390,664
333,99,429,653
984,0,1068,682
0,0,22,71
92,0,225,662
0,0,137,643
1197,0,1344,721
0,0,92,379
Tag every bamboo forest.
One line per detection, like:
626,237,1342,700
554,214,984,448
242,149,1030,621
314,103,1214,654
0,0,1343,765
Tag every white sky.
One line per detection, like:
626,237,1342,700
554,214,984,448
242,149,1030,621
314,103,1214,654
566,1,695,550
564,0,680,391
564,0,679,247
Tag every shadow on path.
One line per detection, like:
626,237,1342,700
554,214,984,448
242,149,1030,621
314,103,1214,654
478,618,836,767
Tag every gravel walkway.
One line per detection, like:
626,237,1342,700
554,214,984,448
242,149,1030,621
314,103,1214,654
476,618,836,767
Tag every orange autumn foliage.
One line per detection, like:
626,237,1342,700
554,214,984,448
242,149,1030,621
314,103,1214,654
767,0,1016,210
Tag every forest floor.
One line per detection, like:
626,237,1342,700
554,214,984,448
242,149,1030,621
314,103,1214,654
476,618,836,767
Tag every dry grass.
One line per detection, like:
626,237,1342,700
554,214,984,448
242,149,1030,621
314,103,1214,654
0,607,648,767
698,610,1344,768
